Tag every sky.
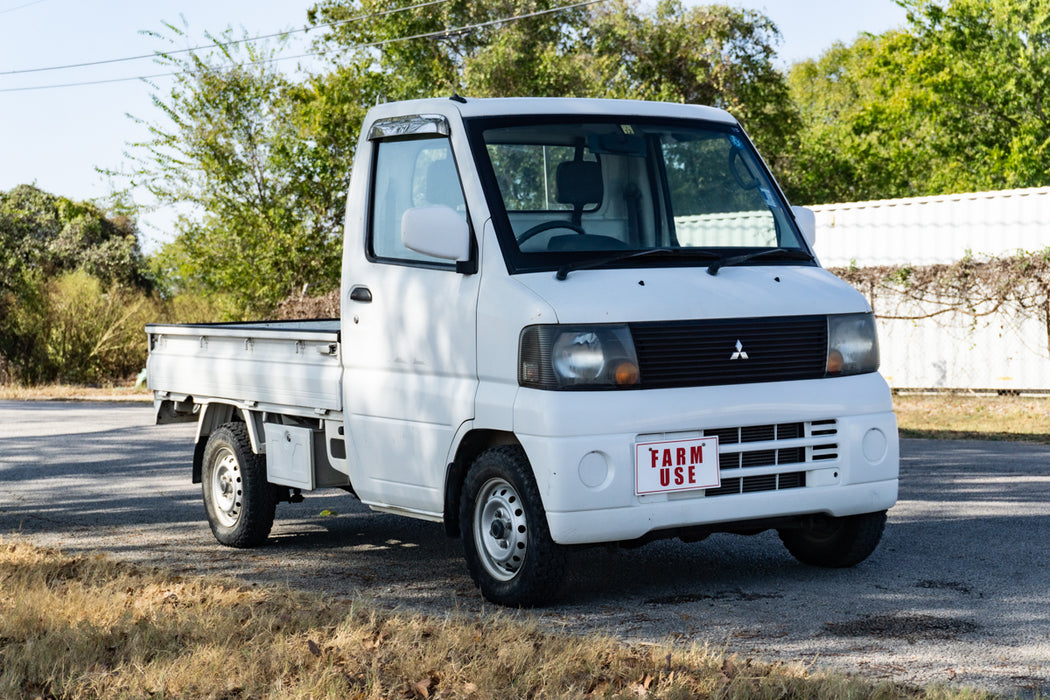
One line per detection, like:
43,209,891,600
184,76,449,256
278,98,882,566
0,0,908,250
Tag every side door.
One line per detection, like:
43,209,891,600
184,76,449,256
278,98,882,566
342,121,480,516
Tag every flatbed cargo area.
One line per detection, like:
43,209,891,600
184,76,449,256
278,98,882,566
146,319,342,414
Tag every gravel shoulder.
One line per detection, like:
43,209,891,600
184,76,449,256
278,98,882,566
1,400,1047,697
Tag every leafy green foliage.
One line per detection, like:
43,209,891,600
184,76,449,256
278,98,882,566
905,0,1050,191
27,271,160,384
307,0,594,99
785,0,1050,203
0,186,153,384
135,0,1050,316
0,184,147,292
133,1,795,313
582,0,796,164
129,28,373,315
307,0,794,163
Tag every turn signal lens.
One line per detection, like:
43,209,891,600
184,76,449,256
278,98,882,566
826,349,844,374
615,361,640,386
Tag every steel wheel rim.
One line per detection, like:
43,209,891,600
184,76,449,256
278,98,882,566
473,477,528,582
210,447,242,528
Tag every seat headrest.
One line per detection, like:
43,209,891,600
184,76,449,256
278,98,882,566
555,160,603,207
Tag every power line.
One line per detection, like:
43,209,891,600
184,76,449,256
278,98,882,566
0,0,46,15
0,0,606,93
0,70,175,92
0,0,449,76
352,0,604,50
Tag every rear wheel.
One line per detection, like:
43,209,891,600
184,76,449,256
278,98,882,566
201,423,277,548
460,446,565,607
778,511,887,568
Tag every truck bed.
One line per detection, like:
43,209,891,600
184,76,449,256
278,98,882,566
146,319,342,414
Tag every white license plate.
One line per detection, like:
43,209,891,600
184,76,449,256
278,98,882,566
635,436,720,495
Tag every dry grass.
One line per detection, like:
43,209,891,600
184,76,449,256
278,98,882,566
893,393,1050,444
0,538,991,700
0,383,151,402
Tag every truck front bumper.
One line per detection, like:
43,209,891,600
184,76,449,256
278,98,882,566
513,374,899,546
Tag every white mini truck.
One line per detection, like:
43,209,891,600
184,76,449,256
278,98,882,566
147,97,899,606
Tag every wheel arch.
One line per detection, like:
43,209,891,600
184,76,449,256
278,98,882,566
443,429,520,538
191,403,263,484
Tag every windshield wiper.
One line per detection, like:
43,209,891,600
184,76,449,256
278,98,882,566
556,247,720,281
706,247,815,276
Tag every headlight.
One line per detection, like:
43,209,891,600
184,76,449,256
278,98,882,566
826,312,879,376
519,325,640,390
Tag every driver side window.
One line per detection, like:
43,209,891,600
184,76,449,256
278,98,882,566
370,137,467,264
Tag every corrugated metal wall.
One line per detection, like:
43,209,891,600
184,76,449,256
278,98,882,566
811,186,1050,267
808,187,1050,391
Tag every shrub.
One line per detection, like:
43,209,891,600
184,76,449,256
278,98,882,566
0,271,160,385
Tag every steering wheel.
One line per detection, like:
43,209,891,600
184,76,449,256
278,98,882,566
517,220,587,244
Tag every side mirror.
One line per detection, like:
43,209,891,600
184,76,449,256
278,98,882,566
791,205,816,248
402,205,470,262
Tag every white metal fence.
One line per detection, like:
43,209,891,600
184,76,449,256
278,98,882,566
809,187,1050,392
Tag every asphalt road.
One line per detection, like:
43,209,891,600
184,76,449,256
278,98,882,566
1,400,1048,696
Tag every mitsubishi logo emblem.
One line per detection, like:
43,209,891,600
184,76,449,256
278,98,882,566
730,339,749,360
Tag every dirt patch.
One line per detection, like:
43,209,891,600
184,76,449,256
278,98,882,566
915,579,975,596
824,613,981,642
645,589,783,605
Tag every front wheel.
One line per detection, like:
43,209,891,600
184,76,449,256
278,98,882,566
460,446,565,607
778,511,887,568
201,423,277,548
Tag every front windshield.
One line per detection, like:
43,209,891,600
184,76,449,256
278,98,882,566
470,116,809,274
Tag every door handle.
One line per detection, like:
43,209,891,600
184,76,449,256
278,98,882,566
349,286,372,303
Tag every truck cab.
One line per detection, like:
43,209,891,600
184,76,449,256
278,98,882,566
149,96,898,607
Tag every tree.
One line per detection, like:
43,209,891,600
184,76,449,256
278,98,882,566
131,28,373,315
784,32,932,203
0,185,152,383
582,0,796,168
785,0,1050,204
134,2,796,312
307,0,593,99
308,0,795,168
0,184,147,293
904,0,1050,191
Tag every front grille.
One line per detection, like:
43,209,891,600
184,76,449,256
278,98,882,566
630,315,828,389
699,419,838,498
706,471,806,497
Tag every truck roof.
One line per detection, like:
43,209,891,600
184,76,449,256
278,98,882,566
367,96,738,125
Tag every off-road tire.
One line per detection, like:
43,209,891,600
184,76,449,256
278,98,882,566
778,510,887,568
460,445,566,607
201,423,277,548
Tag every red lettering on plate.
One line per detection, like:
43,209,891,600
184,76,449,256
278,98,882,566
637,438,719,495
